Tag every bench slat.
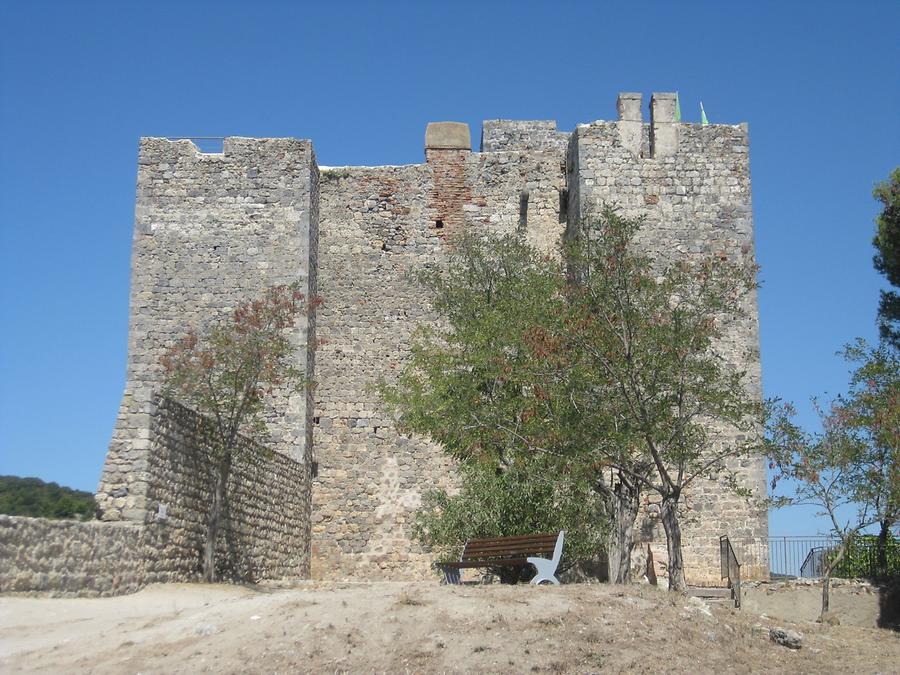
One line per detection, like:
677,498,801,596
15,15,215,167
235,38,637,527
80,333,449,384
439,531,564,586
442,558,529,569
463,543,555,556
465,533,559,546
462,550,553,561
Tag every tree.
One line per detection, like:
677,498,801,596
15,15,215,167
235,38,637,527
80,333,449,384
160,284,313,582
412,457,606,583
872,168,900,347
382,208,764,590
380,233,620,579
768,339,898,617
832,339,899,576
562,207,764,590
0,475,96,520
768,404,879,619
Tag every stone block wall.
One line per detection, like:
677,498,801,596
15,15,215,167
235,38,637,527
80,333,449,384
97,137,319,523
310,137,568,580
0,516,149,596
481,120,569,153
2,395,310,596
145,395,310,582
313,163,457,579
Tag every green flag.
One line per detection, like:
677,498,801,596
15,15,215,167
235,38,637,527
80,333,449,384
675,92,682,122
700,101,709,126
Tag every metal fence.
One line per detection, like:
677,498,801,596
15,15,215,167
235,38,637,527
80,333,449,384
766,536,838,579
763,536,900,579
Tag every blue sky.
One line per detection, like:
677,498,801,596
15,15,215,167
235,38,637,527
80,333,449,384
0,1,897,537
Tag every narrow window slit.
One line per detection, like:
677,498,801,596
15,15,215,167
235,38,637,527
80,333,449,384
519,191,529,231
559,188,568,223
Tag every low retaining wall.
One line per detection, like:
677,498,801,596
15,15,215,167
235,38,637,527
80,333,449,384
0,516,150,596
0,395,311,597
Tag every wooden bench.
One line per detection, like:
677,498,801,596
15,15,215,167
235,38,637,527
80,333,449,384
439,531,565,585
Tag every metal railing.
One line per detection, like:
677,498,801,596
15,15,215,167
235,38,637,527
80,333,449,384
766,536,838,579
719,535,741,608
727,536,899,580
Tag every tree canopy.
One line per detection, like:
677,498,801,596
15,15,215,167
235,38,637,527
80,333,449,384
873,168,900,347
0,475,96,520
767,339,899,617
383,207,765,589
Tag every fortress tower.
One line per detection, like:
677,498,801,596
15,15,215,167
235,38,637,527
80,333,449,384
95,93,768,585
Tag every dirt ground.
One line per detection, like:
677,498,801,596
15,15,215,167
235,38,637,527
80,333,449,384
741,581,887,628
2,581,898,674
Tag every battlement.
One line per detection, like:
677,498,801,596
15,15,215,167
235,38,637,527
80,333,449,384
480,120,568,153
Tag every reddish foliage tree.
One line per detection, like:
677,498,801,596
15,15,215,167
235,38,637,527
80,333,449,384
161,283,318,582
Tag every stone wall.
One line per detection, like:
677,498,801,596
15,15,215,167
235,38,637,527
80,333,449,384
310,136,568,580
2,395,310,596
0,516,150,596
313,163,456,579
145,395,310,582
97,137,318,523
481,120,569,153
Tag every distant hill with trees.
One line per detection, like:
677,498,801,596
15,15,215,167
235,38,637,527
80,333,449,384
0,475,96,520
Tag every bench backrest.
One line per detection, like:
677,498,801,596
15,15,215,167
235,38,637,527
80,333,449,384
460,532,563,563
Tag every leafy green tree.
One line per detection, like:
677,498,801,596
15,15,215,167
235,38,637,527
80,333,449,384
832,339,899,575
381,233,620,579
768,401,882,619
872,168,900,347
160,284,314,582
383,208,764,590
413,457,606,582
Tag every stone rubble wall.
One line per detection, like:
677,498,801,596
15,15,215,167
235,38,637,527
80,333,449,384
0,516,150,596
97,137,318,523
313,163,456,580
145,395,310,583
481,120,569,153
2,395,309,596
568,96,768,583
311,144,566,579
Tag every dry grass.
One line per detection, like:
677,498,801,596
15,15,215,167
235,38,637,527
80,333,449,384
2,581,898,674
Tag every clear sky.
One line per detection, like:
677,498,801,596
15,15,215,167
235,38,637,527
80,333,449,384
1,1,898,537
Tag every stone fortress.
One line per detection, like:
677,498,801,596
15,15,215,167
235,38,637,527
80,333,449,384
1,92,769,595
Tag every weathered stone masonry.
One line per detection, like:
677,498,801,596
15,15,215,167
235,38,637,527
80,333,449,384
96,137,318,522
1,396,309,595
3,92,768,594
311,96,767,583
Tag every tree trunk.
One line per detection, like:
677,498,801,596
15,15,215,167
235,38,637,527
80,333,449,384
876,520,891,577
821,542,848,621
604,472,641,584
203,451,233,583
659,496,686,591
